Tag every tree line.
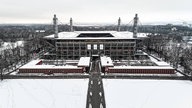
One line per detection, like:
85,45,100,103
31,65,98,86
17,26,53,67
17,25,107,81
145,34,192,75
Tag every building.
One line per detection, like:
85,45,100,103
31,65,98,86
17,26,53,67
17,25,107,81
44,31,147,60
18,14,175,75
43,14,146,60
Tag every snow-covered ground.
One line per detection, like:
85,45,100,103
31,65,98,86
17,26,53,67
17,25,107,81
103,79,192,108
0,79,88,108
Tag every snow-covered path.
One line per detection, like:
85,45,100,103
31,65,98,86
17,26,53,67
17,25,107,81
103,79,192,108
0,79,88,108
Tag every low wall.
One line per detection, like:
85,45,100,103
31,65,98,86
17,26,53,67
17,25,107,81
106,68,175,74
19,68,84,74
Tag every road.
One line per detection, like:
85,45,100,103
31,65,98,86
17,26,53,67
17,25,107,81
86,59,106,108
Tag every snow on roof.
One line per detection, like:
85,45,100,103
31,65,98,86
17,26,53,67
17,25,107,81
135,50,148,55
149,56,171,67
0,79,88,108
20,59,78,69
100,56,114,67
188,41,192,44
44,31,147,40
109,54,173,69
112,55,173,69
20,65,79,69
77,57,90,67
21,59,41,67
103,79,192,108
155,61,170,67
112,66,174,69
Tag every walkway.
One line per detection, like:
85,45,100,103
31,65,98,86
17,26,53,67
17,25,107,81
86,59,106,108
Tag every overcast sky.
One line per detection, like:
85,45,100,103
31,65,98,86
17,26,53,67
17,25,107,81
0,0,192,24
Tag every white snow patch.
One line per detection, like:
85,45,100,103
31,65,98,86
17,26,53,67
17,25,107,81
100,56,114,67
78,57,90,67
0,79,88,108
20,59,79,69
103,79,192,108
0,41,24,52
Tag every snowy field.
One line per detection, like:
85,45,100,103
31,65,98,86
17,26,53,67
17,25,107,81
103,79,192,108
0,79,88,108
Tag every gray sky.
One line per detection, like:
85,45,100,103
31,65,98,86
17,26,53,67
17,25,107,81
0,0,192,24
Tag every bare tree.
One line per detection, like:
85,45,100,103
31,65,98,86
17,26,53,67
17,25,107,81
168,41,183,69
181,46,192,75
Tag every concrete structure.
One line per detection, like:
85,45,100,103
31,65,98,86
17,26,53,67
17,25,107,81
100,56,175,74
44,31,147,60
43,14,147,60
19,58,90,74
18,14,175,75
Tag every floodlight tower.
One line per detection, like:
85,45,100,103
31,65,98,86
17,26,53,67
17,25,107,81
133,14,139,38
70,18,73,32
53,14,58,38
117,17,121,32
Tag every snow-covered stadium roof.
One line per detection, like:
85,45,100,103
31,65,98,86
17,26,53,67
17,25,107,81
44,31,147,40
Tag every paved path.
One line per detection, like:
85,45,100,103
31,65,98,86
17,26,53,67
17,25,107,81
86,59,106,108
